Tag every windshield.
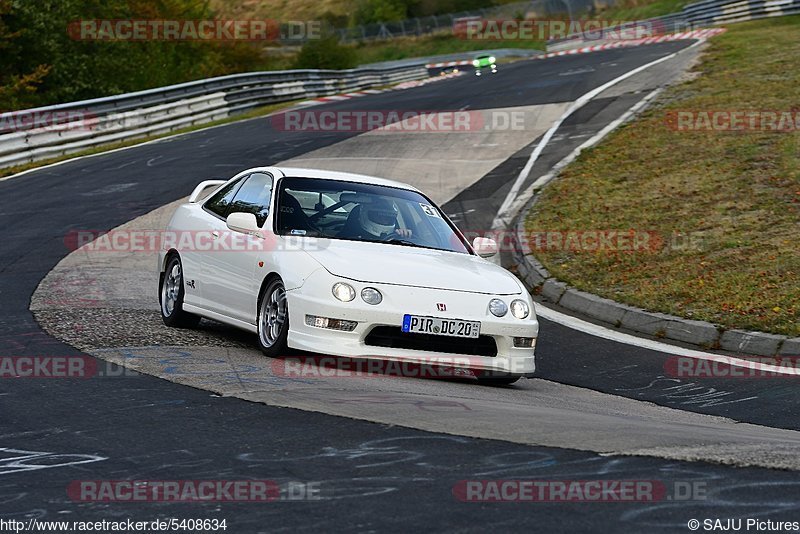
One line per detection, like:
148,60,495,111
276,177,470,254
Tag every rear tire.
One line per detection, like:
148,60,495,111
257,278,289,357
159,254,201,329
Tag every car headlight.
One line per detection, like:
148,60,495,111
488,56,496,63
361,287,382,305
510,299,530,319
489,298,507,317
332,282,355,302
472,59,480,67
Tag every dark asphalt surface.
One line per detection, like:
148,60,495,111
2,41,799,531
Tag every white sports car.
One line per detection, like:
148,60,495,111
158,167,538,384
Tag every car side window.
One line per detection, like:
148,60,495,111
228,172,274,227
204,177,245,219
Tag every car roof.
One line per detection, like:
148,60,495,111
257,167,422,193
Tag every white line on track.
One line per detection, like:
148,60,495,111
492,40,703,230
502,86,663,216
536,303,799,375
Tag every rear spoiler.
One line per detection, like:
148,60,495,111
188,180,226,203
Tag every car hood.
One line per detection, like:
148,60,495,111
305,239,522,294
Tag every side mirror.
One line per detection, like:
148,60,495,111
226,212,260,236
472,236,498,258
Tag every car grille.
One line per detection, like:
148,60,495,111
364,326,497,357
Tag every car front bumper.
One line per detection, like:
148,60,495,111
285,269,538,376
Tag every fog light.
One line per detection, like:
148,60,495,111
489,298,507,317
332,282,355,302
305,315,357,331
510,299,530,319
361,287,382,305
513,337,535,348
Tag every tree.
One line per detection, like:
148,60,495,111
0,0,271,110
0,0,49,109
353,0,409,25
293,35,355,70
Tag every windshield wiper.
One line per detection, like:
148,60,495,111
382,238,431,249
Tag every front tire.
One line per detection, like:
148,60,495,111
159,254,200,328
476,372,521,386
257,278,289,357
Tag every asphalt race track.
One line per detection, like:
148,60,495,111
3,40,800,531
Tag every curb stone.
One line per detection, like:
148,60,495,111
541,279,567,303
523,255,550,288
618,307,676,337
664,318,720,347
779,338,800,357
560,289,627,326
720,330,789,357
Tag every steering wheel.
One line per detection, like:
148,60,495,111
380,230,418,243
380,231,402,241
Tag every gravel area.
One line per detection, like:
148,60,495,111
33,308,254,351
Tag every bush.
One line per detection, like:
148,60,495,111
293,35,356,70
0,0,271,110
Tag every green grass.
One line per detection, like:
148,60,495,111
525,15,800,337
210,0,352,23
595,0,691,21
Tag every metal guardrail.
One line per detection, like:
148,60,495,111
0,64,427,169
682,0,800,25
549,0,800,47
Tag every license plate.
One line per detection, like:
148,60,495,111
401,315,481,338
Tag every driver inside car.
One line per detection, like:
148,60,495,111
341,198,413,240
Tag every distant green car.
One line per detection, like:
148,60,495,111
472,54,497,76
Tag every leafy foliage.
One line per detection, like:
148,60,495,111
293,34,356,70
0,0,269,110
351,0,495,25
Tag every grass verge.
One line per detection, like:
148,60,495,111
524,15,800,336
595,0,691,21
